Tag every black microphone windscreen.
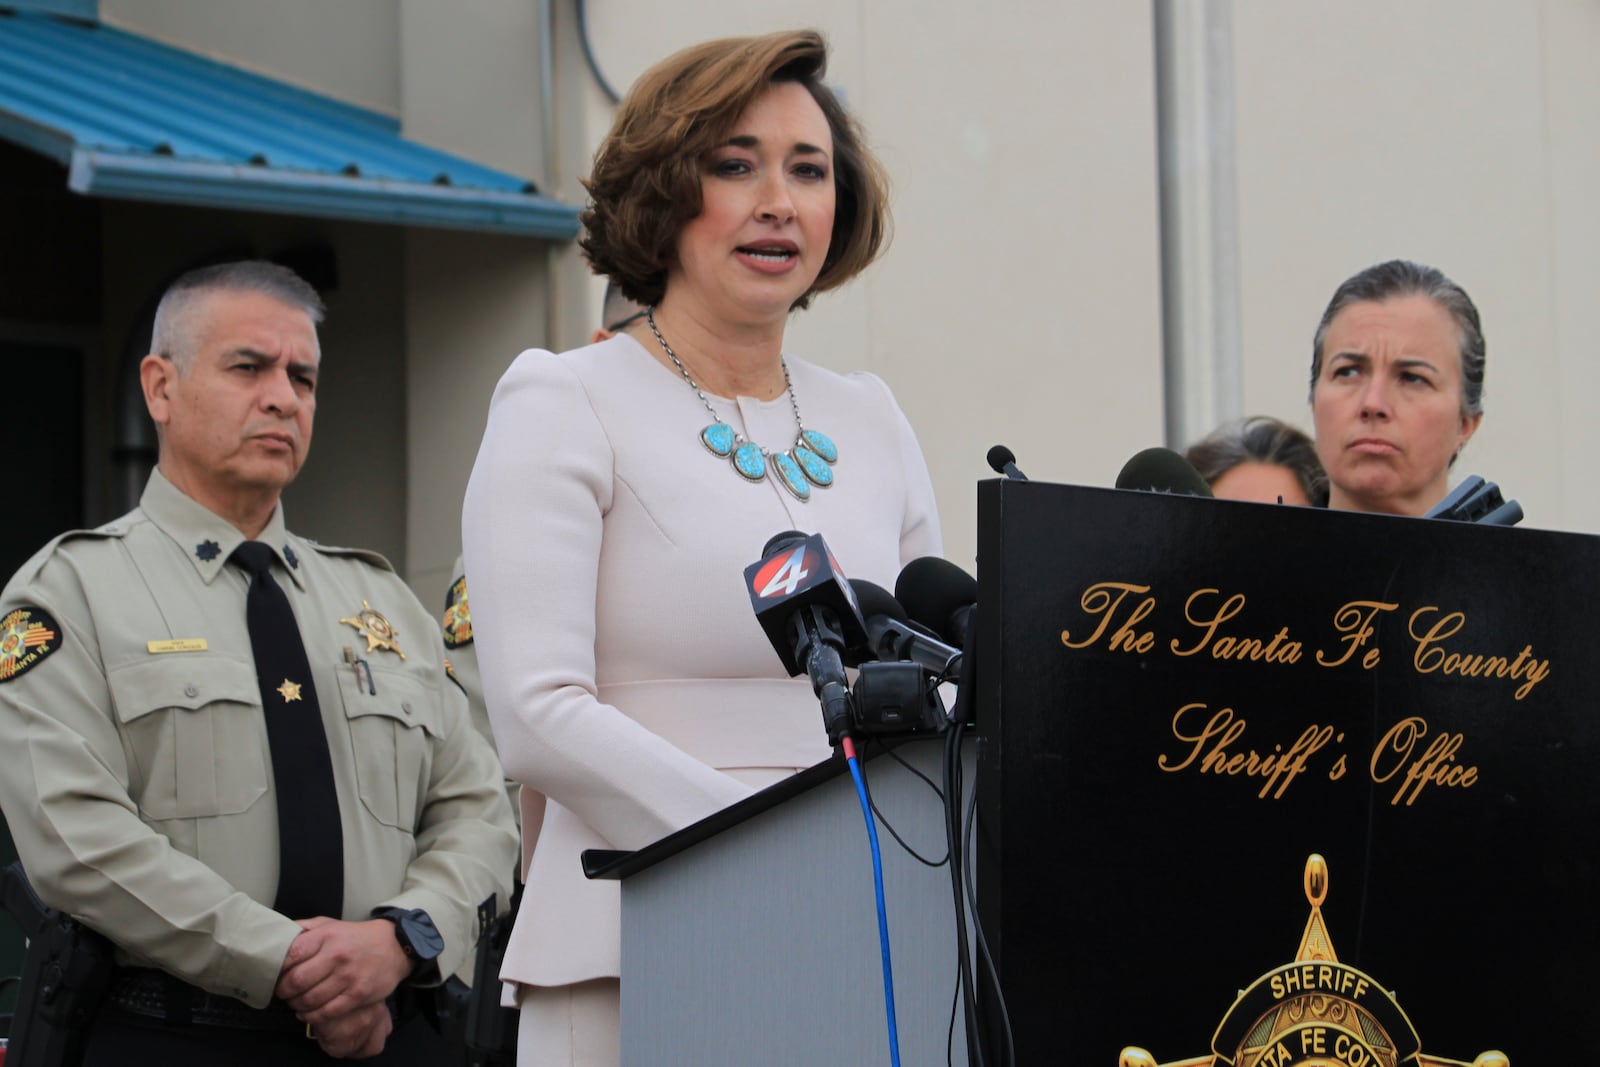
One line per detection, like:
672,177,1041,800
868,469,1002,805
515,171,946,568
762,529,808,558
1115,447,1214,498
986,444,1017,475
850,579,908,624
896,557,978,642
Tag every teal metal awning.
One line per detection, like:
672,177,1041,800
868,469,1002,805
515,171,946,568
0,10,580,239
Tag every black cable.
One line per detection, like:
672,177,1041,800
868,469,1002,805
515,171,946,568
942,601,994,1066
868,786,948,868
862,737,949,867
573,0,621,103
963,767,1015,1065
875,735,947,800
946,966,961,1067
943,719,985,1067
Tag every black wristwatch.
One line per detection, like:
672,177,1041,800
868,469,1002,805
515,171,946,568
372,906,444,981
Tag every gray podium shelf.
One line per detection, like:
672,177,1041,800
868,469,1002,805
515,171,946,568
586,736,973,1067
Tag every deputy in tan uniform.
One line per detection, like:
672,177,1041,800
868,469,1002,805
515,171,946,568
0,261,517,1065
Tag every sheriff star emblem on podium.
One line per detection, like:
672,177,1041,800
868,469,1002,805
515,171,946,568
340,600,406,660
1120,855,1508,1067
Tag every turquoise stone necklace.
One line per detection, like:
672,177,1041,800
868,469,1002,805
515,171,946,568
647,308,838,501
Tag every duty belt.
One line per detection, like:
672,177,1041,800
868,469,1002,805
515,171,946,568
105,967,308,1035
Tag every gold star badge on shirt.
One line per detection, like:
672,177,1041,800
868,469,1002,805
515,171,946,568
277,678,303,702
339,600,406,660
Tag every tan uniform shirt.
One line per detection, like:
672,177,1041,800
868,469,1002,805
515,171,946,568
0,470,517,1008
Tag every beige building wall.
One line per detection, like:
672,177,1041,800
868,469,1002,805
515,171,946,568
90,0,1600,582
96,203,410,564
568,0,1600,557
401,229,550,601
100,0,402,116
395,2,556,597
1231,0,1598,534
1542,1,1600,536
96,0,563,595
397,0,547,180
567,2,1166,572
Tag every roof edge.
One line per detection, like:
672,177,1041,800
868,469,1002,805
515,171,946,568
68,148,580,240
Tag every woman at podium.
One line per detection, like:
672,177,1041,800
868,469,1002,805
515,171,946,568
1307,259,1486,516
461,29,942,1066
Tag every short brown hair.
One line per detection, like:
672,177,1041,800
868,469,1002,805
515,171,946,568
579,29,889,310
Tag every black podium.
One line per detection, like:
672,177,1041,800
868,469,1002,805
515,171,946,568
974,479,1598,1064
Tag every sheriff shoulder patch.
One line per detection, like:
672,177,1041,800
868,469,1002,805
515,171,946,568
442,576,473,648
0,607,63,683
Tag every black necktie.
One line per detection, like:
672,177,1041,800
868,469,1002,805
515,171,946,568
231,541,344,919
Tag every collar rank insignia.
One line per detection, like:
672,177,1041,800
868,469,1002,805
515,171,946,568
0,607,61,683
340,600,406,660
442,576,473,648
195,539,222,562
1121,855,1508,1067
284,545,299,569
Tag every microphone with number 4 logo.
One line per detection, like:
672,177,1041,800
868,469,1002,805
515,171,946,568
743,531,868,744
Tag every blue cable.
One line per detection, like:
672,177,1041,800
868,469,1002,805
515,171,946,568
845,740,902,1066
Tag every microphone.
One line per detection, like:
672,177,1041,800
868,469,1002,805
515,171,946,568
1424,475,1486,519
1479,499,1524,526
896,557,978,649
848,579,953,736
1115,446,1214,497
851,579,963,674
986,444,1029,481
1425,475,1523,526
743,531,868,744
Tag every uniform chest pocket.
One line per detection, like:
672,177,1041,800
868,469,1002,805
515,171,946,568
336,666,440,830
108,655,271,821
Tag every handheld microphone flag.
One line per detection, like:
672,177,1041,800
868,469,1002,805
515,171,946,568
744,531,868,675
744,531,867,744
